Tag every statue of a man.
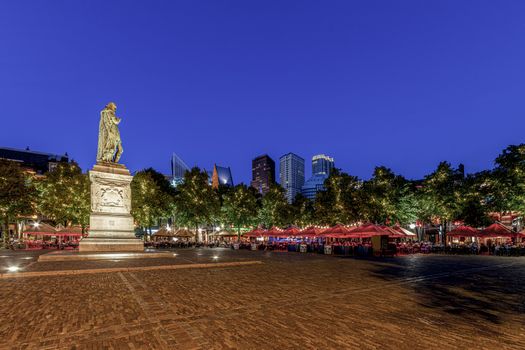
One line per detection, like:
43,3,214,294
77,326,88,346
96,102,123,163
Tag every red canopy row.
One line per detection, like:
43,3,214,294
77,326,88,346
22,223,85,237
448,223,525,239
245,224,417,239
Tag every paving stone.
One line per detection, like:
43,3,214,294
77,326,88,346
0,249,524,349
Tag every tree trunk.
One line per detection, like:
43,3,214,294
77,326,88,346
3,216,10,247
442,220,447,245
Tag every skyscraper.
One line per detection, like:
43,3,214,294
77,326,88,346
171,153,190,187
279,153,305,203
302,154,335,200
251,154,275,195
312,154,334,176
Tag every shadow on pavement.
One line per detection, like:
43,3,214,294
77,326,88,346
366,255,525,324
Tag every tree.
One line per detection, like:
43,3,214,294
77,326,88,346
36,162,89,229
421,162,463,241
290,193,315,227
360,166,408,224
257,184,291,228
173,167,219,240
314,169,361,226
490,144,525,214
0,160,35,245
131,168,175,239
221,184,258,238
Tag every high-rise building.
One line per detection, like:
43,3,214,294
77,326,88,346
209,164,234,189
312,154,334,176
170,153,189,187
302,154,335,200
279,153,305,203
251,154,275,195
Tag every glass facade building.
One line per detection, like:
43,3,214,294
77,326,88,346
302,154,335,200
209,164,234,188
170,153,190,187
279,153,305,203
312,154,334,176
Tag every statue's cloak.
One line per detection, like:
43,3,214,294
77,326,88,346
97,109,121,162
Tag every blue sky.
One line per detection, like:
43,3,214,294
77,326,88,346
1,1,524,183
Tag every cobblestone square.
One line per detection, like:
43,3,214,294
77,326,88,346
0,249,524,349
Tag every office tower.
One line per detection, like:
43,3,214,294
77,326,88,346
251,154,275,195
302,154,335,200
312,154,334,176
279,153,305,203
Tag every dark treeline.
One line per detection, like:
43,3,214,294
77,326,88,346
2,143,525,244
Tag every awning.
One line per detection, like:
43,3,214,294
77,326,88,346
480,223,514,238
22,222,57,235
447,225,480,237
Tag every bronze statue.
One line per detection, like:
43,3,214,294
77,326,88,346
97,102,123,163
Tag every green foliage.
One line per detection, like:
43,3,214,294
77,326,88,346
173,167,219,231
314,169,361,225
291,193,315,227
221,184,258,235
360,166,408,224
421,161,462,223
0,160,35,244
491,144,525,214
257,184,291,228
131,168,175,231
36,162,89,227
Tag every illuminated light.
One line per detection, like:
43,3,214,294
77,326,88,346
101,253,133,259
7,266,20,272
21,257,33,260
33,221,40,228
409,224,416,229
212,256,219,260
173,253,178,256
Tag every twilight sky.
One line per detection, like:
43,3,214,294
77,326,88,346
1,1,524,183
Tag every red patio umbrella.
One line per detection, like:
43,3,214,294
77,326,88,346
480,223,514,238
282,226,301,236
299,226,324,237
321,224,352,236
266,226,285,237
379,225,406,238
392,225,417,237
350,224,392,238
56,225,85,237
244,228,266,238
447,225,480,237
22,222,57,236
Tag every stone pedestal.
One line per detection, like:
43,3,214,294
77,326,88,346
79,162,143,252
